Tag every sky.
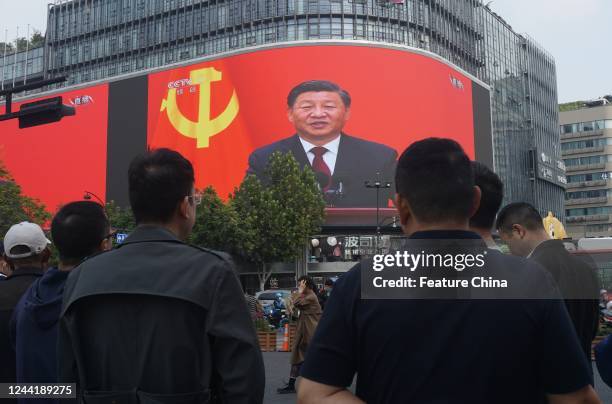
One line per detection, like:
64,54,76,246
0,0,610,103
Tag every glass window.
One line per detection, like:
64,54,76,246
580,121,595,132
562,123,577,134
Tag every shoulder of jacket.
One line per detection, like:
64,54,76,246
184,244,233,264
342,134,396,154
252,136,295,155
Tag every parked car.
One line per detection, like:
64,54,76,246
255,290,292,308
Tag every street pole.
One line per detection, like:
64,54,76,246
365,172,391,254
83,190,104,205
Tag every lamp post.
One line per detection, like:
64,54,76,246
365,172,391,253
83,190,104,205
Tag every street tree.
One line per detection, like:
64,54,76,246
105,200,136,244
0,161,50,238
29,30,45,48
189,186,243,252
232,152,325,291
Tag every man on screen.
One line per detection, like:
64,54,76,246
246,80,397,207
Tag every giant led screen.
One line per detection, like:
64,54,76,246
0,42,491,215
147,43,490,208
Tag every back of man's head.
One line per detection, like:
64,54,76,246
495,202,544,234
52,201,110,265
470,161,503,231
128,148,195,224
395,138,475,224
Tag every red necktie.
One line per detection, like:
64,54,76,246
311,146,331,191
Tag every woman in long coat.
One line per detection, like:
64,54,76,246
277,276,322,394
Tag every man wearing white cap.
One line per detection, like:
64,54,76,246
0,221,50,384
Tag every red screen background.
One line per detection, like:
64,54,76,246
0,84,109,213
148,44,475,200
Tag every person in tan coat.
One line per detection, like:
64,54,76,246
277,276,322,394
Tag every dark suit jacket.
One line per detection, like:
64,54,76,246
530,239,600,361
247,134,397,208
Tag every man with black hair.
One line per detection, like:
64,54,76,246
246,80,397,207
469,161,504,249
59,148,264,404
0,222,49,385
496,202,600,362
10,201,111,391
298,138,600,404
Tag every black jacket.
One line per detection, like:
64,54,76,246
0,267,43,384
530,239,600,360
10,266,68,388
246,134,397,207
59,226,264,404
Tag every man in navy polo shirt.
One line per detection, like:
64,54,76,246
298,138,601,404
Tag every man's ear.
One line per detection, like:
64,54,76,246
178,196,190,219
3,253,14,270
100,237,112,252
41,248,51,267
512,224,527,239
395,193,412,227
469,185,482,219
344,107,351,122
287,107,295,125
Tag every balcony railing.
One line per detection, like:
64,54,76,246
566,179,608,189
562,146,605,156
560,129,605,140
565,162,607,172
566,214,610,223
565,197,609,206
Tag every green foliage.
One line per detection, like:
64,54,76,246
15,37,28,52
254,316,274,332
189,186,243,252
0,162,51,238
29,30,45,48
559,101,586,112
0,42,15,54
231,152,325,288
0,30,45,56
105,200,136,235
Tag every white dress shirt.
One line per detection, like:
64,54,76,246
298,135,341,175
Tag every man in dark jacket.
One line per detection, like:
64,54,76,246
298,138,600,404
0,222,50,385
10,201,110,393
59,148,264,404
496,202,600,363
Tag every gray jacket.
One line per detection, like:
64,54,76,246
59,225,264,404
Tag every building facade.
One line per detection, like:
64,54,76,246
0,46,45,89
44,0,485,86
481,10,565,218
561,102,612,238
4,0,564,217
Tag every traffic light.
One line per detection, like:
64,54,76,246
18,96,75,128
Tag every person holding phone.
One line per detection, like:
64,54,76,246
278,276,322,394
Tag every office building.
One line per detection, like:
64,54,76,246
561,100,612,238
